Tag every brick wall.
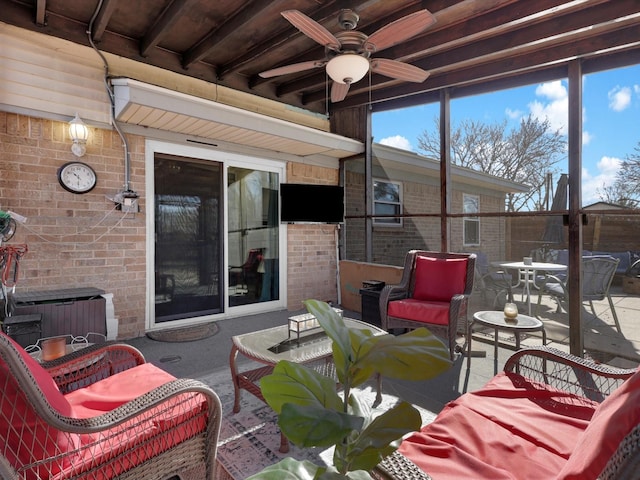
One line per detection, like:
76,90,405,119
0,112,147,339
285,163,340,309
345,169,507,266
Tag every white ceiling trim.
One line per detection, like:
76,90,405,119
112,78,364,159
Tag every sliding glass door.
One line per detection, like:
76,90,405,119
154,154,223,322
227,167,280,307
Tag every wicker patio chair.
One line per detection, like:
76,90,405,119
379,250,476,359
0,332,222,480
472,251,513,308
536,255,621,332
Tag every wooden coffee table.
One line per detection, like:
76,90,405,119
468,310,546,374
229,318,385,452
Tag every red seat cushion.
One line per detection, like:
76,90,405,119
412,256,467,302
0,333,80,480
387,298,450,325
557,368,640,479
60,362,208,479
399,372,600,480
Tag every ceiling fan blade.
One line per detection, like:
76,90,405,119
331,82,350,102
281,10,341,50
259,60,325,78
363,10,436,53
371,58,430,83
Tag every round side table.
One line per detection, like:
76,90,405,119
468,310,546,374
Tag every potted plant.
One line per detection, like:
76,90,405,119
247,299,452,479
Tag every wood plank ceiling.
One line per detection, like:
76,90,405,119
1,0,639,115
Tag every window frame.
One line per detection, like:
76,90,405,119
463,193,480,246
373,179,403,227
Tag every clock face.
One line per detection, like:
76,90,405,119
57,162,97,194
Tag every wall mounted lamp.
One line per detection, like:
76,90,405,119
69,113,89,157
325,53,370,84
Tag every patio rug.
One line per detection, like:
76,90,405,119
196,364,436,479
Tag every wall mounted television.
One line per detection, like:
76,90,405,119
280,184,344,224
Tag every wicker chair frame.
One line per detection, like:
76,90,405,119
373,346,638,480
378,250,476,359
0,336,222,480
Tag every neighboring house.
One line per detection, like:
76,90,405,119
583,202,628,210
344,144,528,266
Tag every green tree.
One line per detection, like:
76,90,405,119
598,142,640,208
417,115,566,211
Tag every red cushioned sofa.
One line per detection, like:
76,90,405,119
374,347,640,480
0,332,222,480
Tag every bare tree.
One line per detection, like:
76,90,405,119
598,142,640,208
417,115,566,211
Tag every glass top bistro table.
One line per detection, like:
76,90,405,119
494,261,567,315
468,310,546,374
229,317,385,453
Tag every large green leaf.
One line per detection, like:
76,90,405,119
279,403,363,447
361,328,452,381
245,458,323,479
344,401,421,471
344,329,379,388
261,360,343,414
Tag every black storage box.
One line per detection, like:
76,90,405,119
2,313,42,348
360,289,381,327
11,287,106,341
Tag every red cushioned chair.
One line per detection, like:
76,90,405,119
0,332,221,480
379,250,476,359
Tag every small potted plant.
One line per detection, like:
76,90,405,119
247,299,452,479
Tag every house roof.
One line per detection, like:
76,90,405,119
369,143,529,193
1,0,638,115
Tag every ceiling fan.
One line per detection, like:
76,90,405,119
259,9,436,102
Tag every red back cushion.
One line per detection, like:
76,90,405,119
412,256,468,302
0,333,77,479
557,368,640,479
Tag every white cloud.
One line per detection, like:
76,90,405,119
582,156,622,204
608,86,631,112
582,131,593,146
529,98,568,135
634,85,640,96
505,108,522,120
379,135,413,151
535,80,567,100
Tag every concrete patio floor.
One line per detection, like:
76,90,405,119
126,282,640,416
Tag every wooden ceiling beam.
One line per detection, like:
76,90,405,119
90,0,118,42
140,0,197,57
182,0,283,70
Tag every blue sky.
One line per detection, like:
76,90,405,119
372,64,640,206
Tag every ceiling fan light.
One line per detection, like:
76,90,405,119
326,54,369,84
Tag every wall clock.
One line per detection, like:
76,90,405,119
57,161,97,194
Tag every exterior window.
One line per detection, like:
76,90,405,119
374,180,402,226
463,194,480,245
